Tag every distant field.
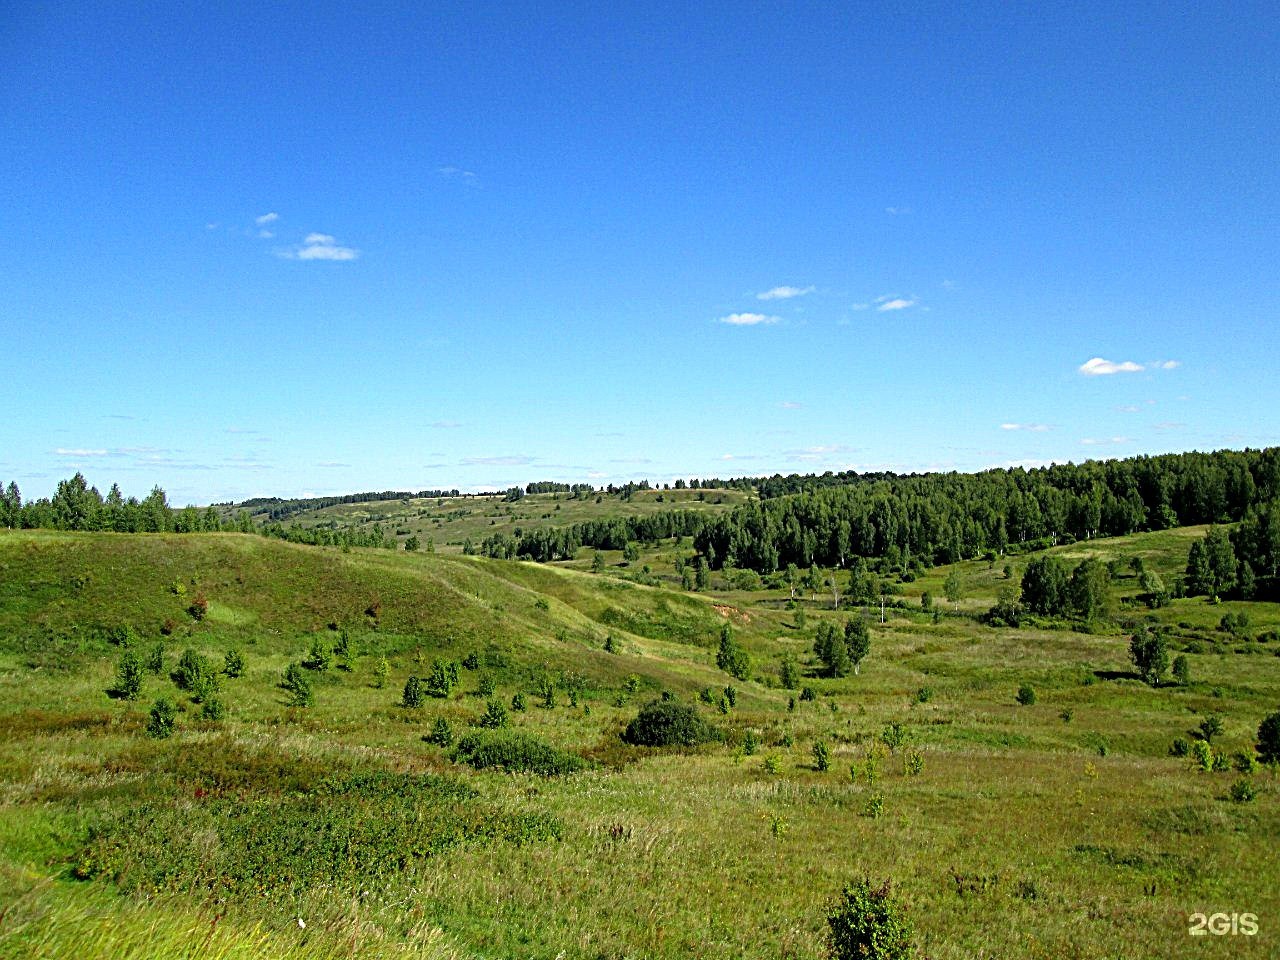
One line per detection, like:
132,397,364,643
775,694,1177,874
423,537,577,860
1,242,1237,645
229,487,752,553
0,527,1277,959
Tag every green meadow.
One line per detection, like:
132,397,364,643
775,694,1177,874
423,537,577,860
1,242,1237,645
0,527,1276,958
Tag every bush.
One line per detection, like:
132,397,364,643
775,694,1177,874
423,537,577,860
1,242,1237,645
223,648,245,678
880,722,907,752
1228,779,1257,803
715,624,751,681
282,663,313,707
1169,737,1190,757
450,730,587,776
1258,711,1280,765
1172,654,1191,685
372,655,389,689
425,659,459,698
622,699,721,747
172,650,219,701
813,740,831,771
146,698,177,739
511,691,527,712
1016,685,1037,706
304,639,331,672
427,717,454,747
478,699,509,729
144,643,165,675
402,676,425,708
200,697,227,722
113,651,143,701
825,878,913,960
188,593,208,621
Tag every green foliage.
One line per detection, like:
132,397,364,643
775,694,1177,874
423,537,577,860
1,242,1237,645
372,654,389,689
880,721,907,752
1020,556,1070,616
478,699,510,728
304,638,332,671
1198,715,1224,743
1258,711,1280,765
145,698,176,739
1190,739,1213,771
223,648,245,678
187,592,208,621
825,879,913,960
424,659,460,698
813,739,831,771
427,716,454,747
1016,684,1037,706
172,649,219,701
200,697,227,721
511,691,527,712
112,651,143,701
780,655,799,689
1069,557,1112,621
1229,779,1257,803
814,622,852,678
477,672,496,696
1172,654,1191,686
904,751,924,776
538,675,557,709
622,699,721,747
401,675,425,708
143,642,165,675
943,569,965,606
716,623,751,681
282,662,313,707
76,771,561,896
983,586,1024,627
1169,737,1190,757
450,730,588,776
743,730,760,755
1129,626,1170,686
1186,526,1238,597
844,618,870,673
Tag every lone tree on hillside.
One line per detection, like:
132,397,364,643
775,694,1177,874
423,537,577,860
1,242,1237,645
1129,625,1170,686
844,618,871,675
716,623,751,681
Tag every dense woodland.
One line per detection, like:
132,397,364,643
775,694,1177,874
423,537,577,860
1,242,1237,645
480,450,1279,577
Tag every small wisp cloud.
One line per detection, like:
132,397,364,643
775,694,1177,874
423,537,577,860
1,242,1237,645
756,285,814,301
718,312,779,326
1078,357,1143,376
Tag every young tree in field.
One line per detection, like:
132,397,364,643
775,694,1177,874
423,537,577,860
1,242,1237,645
1257,711,1280,765
943,569,964,609
1069,557,1112,620
844,618,871,674
780,655,800,690
716,623,751,681
113,651,143,700
1129,626,1170,686
814,622,851,678
1020,555,1069,616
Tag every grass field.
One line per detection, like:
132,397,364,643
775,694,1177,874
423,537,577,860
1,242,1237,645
0,528,1277,959
227,487,750,554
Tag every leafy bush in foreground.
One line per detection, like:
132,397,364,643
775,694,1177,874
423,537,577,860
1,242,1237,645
622,699,721,747
450,730,587,776
826,878,913,960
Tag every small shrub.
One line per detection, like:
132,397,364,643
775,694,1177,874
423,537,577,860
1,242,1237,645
511,691,527,712
1228,779,1256,804
427,717,454,747
1211,751,1231,772
1232,751,1258,774
622,699,721,747
462,650,480,670
478,699,509,729
304,639,332,672
763,754,782,775
1190,739,1213,770
223,648,245,678
146,698,176,739
450,730,587,776
282,663,313,707
144,643,166,675
914,686,933,704
799,687,817,702
1172,654,1191,685
603,635,618,654
402,676,425,708
538,676,556,709
904,751,924,776
813,740,831,772
1257,710,1280,765
425,660,460,699
200,698,227,722
113,651,143,701
743,730,760,755
723,685,737,708
172,650,219,699
160,618,177,636
1198,715,1223,743
477,673,496,696
188,593,208,621
862,793,885,819
1169,737,1190,757
1059,708,1074,724
372,655,389,689
826,878,912,960
1016,685,1037,706
880,722,906,752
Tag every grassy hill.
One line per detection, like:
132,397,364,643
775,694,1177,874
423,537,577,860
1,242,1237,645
226,487,751,553
1,528,1278,958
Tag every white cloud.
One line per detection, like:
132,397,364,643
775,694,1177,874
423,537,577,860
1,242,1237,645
1153,421,1186,431
780,400,802,410
438,166,478,184
718,312,779,326
255,212,279,226
1000,423,1051,432
1156,360,1181,370
876,298,917,312
285,232,360,261
1079,357,1143,376
54,448,108,456
1080,436,1132,445
258,230,274,239
756,285,814,301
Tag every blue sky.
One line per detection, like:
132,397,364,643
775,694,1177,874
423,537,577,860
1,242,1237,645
2,1,1277,504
